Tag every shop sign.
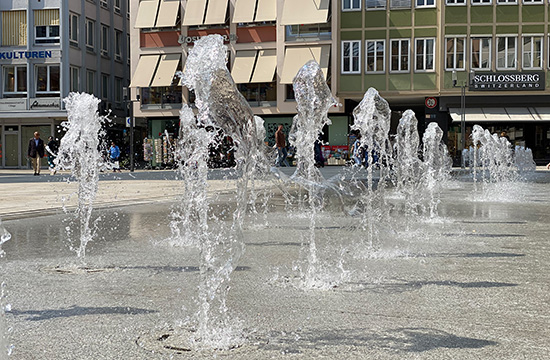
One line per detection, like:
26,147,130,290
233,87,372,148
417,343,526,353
0,50,55,60
29,98,61,110
178,34,237,44
0,98,27,111
470,72,545,91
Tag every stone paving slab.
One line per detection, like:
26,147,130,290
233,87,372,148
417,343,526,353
0,172,550,359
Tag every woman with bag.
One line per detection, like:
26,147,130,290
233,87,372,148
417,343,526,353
109,141,121,172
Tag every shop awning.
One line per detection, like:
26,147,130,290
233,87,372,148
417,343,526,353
130,55,160,87
255,0,277,22
280,45,330,84
231,50,257,84
182,0,207,26
251,49,277,83
449,107,547,122
155,0,180,27
232,0,256,23
135,0,160,28
151,53,181,87
280,0,330,25
204,0,228,25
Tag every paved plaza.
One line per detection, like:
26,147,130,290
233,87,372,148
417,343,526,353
1,167,549,359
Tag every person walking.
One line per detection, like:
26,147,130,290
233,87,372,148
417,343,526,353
46,136,58,175
275,124,290,167
109,141,121,172
28,132,45,176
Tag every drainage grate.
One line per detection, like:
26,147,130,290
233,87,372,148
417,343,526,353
40,265,117,274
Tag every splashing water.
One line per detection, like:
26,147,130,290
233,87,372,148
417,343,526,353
180,34,271,349
514,146,537,173
350,88,392,250
55,92,108,259
422,122,452,218
0,219,11,259
169,104,213,247
393,110,422,218
289,60,338,289
0,219,12,357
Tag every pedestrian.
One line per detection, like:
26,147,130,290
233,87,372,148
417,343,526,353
109,141,121,172
46,136,58,175
350,132,364,166
28,131,45,176
314,136,325,168
275,124,290,167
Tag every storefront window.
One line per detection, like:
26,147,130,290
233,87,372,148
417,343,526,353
141,86,182,109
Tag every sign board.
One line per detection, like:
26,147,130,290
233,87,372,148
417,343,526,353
425,97,437,109
178,34,237,45
125,117,133,128
0,98,27,111
470,72,545,91
29,98,61,110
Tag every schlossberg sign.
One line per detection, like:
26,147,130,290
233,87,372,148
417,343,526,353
470,72,545,91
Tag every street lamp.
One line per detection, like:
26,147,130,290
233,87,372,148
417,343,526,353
452,70,474,169
123,86,140,172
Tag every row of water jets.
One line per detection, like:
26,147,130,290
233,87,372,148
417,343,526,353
0,34,538,354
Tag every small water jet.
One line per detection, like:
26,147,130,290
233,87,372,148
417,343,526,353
0,218,12,358
55,92,108,258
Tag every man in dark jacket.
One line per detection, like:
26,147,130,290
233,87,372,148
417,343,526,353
275,124,289,167
28,132,45,176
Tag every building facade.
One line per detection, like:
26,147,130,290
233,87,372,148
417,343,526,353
130,0,354,168
0,0,131,169
338,0,550,164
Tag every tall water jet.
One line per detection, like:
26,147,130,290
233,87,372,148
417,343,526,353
289,60,338,289
169,104,213,247
350,88,392,250
55,92,107,259
179,34,267,349
393,110,422,218
422,122,452,218
471,125,517,197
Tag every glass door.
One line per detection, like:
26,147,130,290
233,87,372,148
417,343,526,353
4,125,19,167
21,125,51,169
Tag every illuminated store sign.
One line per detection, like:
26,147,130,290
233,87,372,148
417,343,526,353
470,72,545,91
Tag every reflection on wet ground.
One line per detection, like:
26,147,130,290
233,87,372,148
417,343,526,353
1,181,550,359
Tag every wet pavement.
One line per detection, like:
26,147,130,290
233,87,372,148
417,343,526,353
1,169,550,359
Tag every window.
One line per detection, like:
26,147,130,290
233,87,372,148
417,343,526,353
471,37,491,69
445,37,465,70
366,0,387,9
86,70,95,94
86,19,95,51
70,66,80,92
342,41,361,74
115,77,123,104
101,74,109,99
100,0,108,7
114,0,121,13
343,0,361,10
36,65,60,95
390,39,409,72
391,0,412,9
471,0,491,4
69,13,79,46
286,24,331,41
497,36,517,69
1,10,27,46
101,25,109,56
35,25,59,44
115,30,122,61
3,66,27,96
497,0,517,3
416,0,435,7
237,83,276,107
522,36,542,69
415,38,435,71
127,34,131,64
446,0,466,4
366,40,385,73
523,0,543,3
